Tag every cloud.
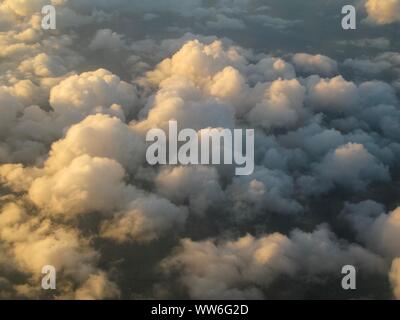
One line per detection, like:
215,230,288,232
206,14,246,30
338,38,391,50
0,200,118,298
134,76,235,133
343,204,400,299
390,259,400,299
45,114,145,173
292,53,337,77
74,272,120,300
345,206,400,259
247,57,296,83
18,53,68,78
29,155,131,217
0,0,399,299
101,194,188,243
162,225,384,299
365,0,400,25
143,39,248,88
3,0,51,17
343,58,392,76
155,166,224,215
226,166,303,217
247,78,306,130
306,76,359,113
89,29,126,52
50,69,138,125
315,143,390,191
0,88,24,138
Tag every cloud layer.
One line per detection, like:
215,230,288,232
0,0,399,300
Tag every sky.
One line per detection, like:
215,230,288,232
0,0,399,299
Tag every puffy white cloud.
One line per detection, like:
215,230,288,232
341,200,386,235
89,29,126,52
144,40,248,87
74,272,120,300
365,0,400,25
49,69,138,125
315,143,390,191
0,163,42,192
0,0,399,299
280,120,345,158
134,76,235,133
292,53,337,76
45,114,145,173
18,53,68,78
226,167,303,217
343,58,392,76
346,206,400,259
247,78,306,129
0,201,109,289
8,80,47,107
29,155,131,217
344,204,400,299
358,81,398,107
247,57,296,83
306,76,359,113
101,194,188,243
0,88,24,137
1,208,121,300
206,66,250,114
4,0,51,17
162,225,384,299
155,166,225,215
162,232,292,299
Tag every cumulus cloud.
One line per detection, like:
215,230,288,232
89,29,126,52
45,114,145,173
101,194,188,243
74,272,120,300
18,53,68,78
50,69,138,125
162,225,384,299
29,155,131,217
343,203,400,299
226,167,303,217
345,205,400,259
306,76,359,113
0,200,118,298
247,78,306,130
0,88,24,138
134,76,235,133
4,0,52,17
315,143,390,191
206,14,246,30
365,0,400,25
292,53,337,77
143,40,247,87
156,166,224,215
0,0,399,300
